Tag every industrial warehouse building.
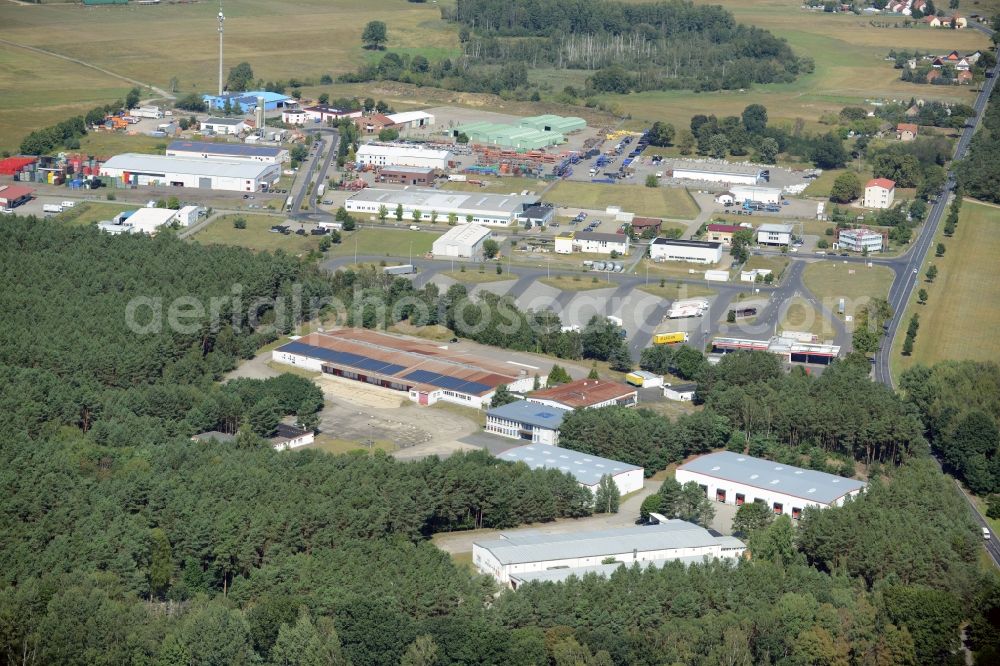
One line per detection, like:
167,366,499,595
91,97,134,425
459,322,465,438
710,335,841,365
554,231,630,256
272,329,541,408
670,161,764,186
451,114,585,150
731,185,782,204
356,144,452,170
303,105,362,123
378,166,435,186
100,154,280,192
528,378,637,411
676,451,866,516
97,207,178,235
201,91,292,112
498,444,645,495
431,224,492,259
0,184,33,211
386,111,435,129
166,140,288,164
200,117,249,136
486,400,569,445
650,238,723,264
473,521,746,586
756,223,794,246
836,227,887,253
345,188,540,226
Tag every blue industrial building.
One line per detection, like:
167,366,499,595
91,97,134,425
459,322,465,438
201,91,292,113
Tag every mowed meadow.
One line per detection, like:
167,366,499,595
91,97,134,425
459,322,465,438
0,0,458,152
0,0,990,151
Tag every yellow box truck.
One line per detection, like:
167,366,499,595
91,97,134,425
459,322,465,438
653,332,689,345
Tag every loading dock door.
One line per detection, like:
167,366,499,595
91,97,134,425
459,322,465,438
198,177,212,189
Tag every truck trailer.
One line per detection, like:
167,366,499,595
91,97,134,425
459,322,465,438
383,264,417,275
42,204,63,213
653,332,690,345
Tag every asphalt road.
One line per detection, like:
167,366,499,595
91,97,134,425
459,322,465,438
287,128,339,220
873,57,1000,388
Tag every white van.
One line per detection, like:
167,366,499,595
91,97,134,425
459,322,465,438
409,225,420,231
985,527,992,540
60,200,76,209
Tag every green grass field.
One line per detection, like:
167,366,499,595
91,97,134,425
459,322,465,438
442,269,517,283
192,213,323,255
51,201,135,227
327,228,438,259
75,132,168,159
804,167,874,198
893,201,1000,372
802,260,895,329
780,296,836,338
540,275,615,291
543,182,700,219
637,282,718,300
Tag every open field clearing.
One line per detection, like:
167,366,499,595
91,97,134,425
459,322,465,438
192,214,322,255
803,260,895,330
607,1,986,129
780,296,835,338
544,182,700,219
51,202,135,227
893,201,1000,372
327,228,437,259
804,167,874,198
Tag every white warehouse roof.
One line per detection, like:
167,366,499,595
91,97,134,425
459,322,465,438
498,444,642,487
347,188,538,215
122,207,178,234
677,451,865,505
433,223,491,247
386,111,434,124
672,160,763,177
475,520,745,565
757,223,794,233
356,144,450,160
101,154,277,180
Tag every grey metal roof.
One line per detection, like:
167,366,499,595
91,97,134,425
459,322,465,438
348,188,539,215
498,444,640,487
203,117,246,125
487,400,569,430
102,154,278,180
677,452,865,504
168,140,283,158
509,554,733,584
757,223,794,233
672,160,763,176
665,383,698,392
475,520,744,565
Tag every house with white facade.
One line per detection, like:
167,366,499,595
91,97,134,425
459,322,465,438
649,238,723,264
756,223,794,247
863,178,896,209
553,231,630,255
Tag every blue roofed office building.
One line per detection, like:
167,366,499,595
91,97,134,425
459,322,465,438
166,140,288,165
201,91,293,113
486,399,568,445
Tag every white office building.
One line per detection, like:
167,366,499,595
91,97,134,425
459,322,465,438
486,400,568,445
100,154,280,192
473,521,746,586
199,117,249,135
345,188,538,226
671,160,763,186
649,238,723,264
837,228,885,253
356,144,452,170
675,451,866,518
756,223,794,246
731,185,782,204
554,231,630,256
498,443,645,495
432,224,492,259
173,205,203,227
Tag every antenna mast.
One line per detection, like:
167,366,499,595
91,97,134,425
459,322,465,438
217,2,225,96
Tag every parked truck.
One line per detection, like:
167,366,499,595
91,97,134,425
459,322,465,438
133,106,164,119
316,183,326,197
653,332,690,345
383,264,417,275
42,204,63,214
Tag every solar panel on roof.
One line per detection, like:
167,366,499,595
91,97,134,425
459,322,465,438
402,369,493,395
278,341,405,375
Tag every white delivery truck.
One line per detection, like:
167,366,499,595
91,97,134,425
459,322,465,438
42,204,63,214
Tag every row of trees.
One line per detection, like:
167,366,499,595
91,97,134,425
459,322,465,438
957,85,1000,203
18,88,141,154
